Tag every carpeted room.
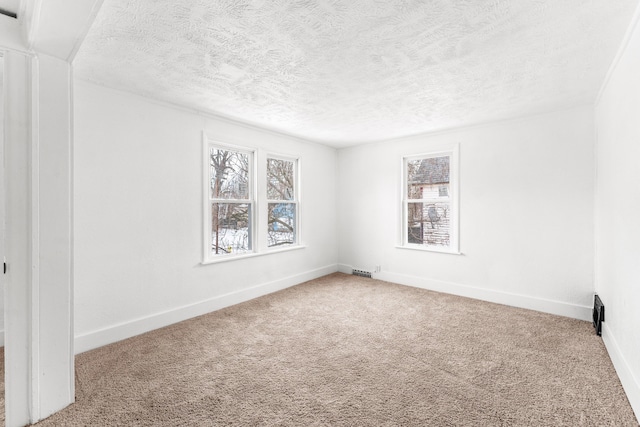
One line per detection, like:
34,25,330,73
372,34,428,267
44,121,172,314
20,274,640,425
2,0,640,426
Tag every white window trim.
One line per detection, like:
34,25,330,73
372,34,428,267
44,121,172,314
202,137,257,263
400,145,461,255
201,244,306,265
265,152,301,251
202,134,304,264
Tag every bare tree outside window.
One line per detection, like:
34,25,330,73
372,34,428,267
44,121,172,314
267,158,297,247
210,147,252,255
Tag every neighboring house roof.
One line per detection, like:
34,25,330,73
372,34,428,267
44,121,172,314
410,157,450,185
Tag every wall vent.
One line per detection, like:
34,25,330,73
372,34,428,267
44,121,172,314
592,294,605,336
352,269,372,278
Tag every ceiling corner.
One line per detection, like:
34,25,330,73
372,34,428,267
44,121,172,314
24,0,104,61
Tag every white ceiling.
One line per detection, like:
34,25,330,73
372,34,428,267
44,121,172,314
73,0,638,147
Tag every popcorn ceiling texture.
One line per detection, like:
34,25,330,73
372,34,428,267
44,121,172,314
74,0,638,146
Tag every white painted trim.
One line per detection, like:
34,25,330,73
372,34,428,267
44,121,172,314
201,132,209,263
337,263,352,274
3,48,33,427
595,0,640,105
265,152,300,250
200,244,306,265
29,53,42,423
203,138,257,262
395,245,463,255
22,0,43,51
400,145,460,253
0,13,28,52
376,270,591,320
602,322,640,422
68,57,76,401
0,53,5,354
18,0,29,21
593,112,600,298
338,264,591,321
74,264,338,354
203,138,306,263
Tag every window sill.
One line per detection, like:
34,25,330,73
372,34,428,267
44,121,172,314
201,244,306,265
395,245,463,255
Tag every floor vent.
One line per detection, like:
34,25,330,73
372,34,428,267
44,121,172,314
352,269,372,278
593,294,605,336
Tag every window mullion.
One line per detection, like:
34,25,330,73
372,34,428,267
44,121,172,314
212,198,252,204
411,197,451,203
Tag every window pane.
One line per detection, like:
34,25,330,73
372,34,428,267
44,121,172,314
210,148,249,199
268,203,296,247
211,203,251,255
407,202,450,247
407,156,450,200
267,158,294,201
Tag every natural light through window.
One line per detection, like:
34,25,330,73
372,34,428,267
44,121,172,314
267,157,298,248
203,137,303,263
209,145,254,257
402,147,459,253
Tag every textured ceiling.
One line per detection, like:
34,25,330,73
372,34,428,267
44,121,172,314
74,0,638,146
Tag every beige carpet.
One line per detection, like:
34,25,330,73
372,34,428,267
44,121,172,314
32,273,637,426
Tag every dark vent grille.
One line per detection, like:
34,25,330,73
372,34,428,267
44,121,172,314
593,294,605,336
352,269,372,278
0,8,17,18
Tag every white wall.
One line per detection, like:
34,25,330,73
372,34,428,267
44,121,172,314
0,55,4,347
595,8,640,420
338,106,595,320
3,51,76,427
73,80,338,352
3,50,33,427
35,53,75,420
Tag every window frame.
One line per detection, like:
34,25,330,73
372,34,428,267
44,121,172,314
202,135,305,264
265,153,300,250
203,139,257,263
400,145,460,254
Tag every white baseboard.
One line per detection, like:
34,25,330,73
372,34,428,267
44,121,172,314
337,263,352,274
0,329,4,347
340,265,637,420
74,264,338,354
602,323,640,422
338,264,592,321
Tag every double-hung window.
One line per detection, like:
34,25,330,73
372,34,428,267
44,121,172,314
267,156,298,248
204,137,302,262
402,147,459,253
207,144,254,258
